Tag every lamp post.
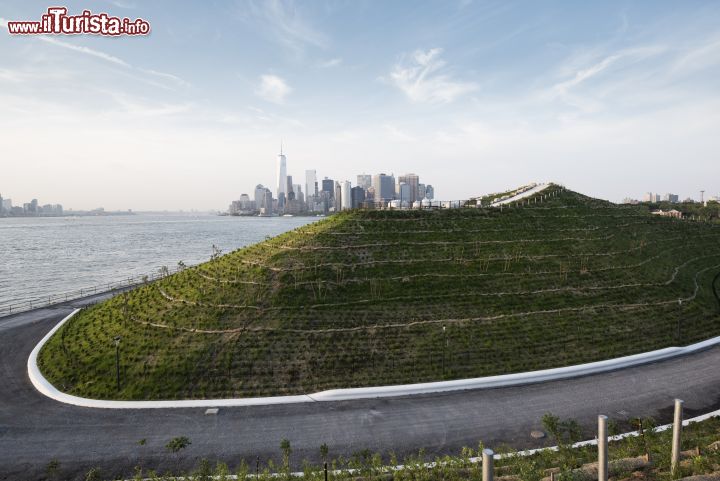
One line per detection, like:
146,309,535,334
442,325,447,378
113,336,121,392
677,299,682,342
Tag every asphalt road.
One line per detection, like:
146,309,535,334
2,296,720,480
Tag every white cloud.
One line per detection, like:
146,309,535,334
550,46,666,98
318,57,342,68
101,90,192,117
541,45,668,115
39,37,190,89
138,68,191,88
0,68,34,82
36,35,131,67
552,54,622,96
244,0,328,53
255,74,292,104
383,124,416,142
388,48,478,104
671,36,720,76
107,0,137,8
1,17,188,90
2,16,123,65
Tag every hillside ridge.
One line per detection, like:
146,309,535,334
38,184,720,400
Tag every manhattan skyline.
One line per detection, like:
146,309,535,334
1,1,719,210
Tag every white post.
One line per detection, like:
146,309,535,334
671,399,684,476
598,415,608,481
482,448,494,481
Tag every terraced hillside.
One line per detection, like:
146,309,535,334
38,185,720,400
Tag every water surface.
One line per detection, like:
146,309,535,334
0,214,317,311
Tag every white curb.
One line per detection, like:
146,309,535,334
29,309,720,409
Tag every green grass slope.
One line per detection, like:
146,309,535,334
38,185,720,400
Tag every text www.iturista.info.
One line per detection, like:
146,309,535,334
7,7,150,35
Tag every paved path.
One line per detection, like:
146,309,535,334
489,183,550,206
1,297,720,480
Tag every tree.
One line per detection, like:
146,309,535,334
121,293,130,325
541,413,582,447
85,467,102,481
194,458,212,481
166,436,191,472
166,436,191,453
280,438,292,478
211,244,223,262
320,443,329,463
136,438,147,475
542,413,583,470
45,459,60,480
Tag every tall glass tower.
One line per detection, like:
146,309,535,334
276,143,287,200
305,169,317,202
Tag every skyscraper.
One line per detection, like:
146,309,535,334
254,184,269,210
276,144,287,200
398,173,420,202
262,190,273,215
321,178,335,198
305,170,317,204
341,181,352,210
372,173,395,203
398,182,411,206
425,185,434,200
286,175,294,200
351,186,365,209
293,184,303,203
356,174,372,189
334,182,342,212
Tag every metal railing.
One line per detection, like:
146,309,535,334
0,267,181,318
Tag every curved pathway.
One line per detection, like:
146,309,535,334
489,182,550,206
2,295,720,480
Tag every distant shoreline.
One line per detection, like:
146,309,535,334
0,211,135,219
219,212,327,218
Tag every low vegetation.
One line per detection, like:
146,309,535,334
73,414,720,481
38,185,720,400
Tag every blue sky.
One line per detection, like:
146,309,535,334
1,1,719,210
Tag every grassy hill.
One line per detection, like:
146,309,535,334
38,185,720,400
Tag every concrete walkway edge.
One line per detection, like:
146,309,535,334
28,309,720,409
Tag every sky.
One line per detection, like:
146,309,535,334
1,0,719,210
